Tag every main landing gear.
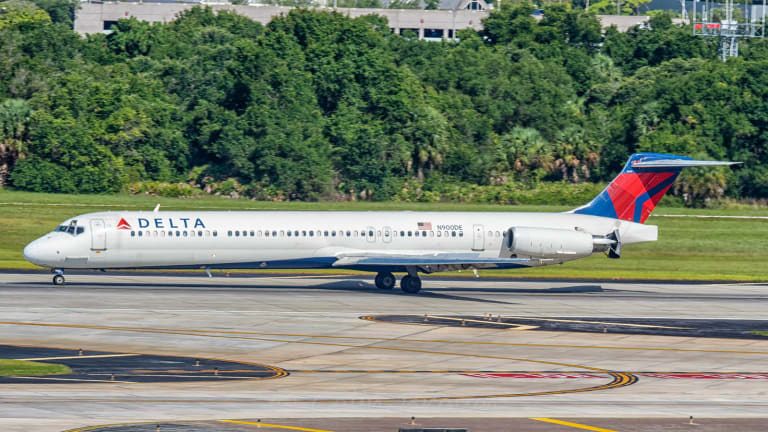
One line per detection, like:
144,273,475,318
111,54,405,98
374,272,396,290
52,269,65,285
374,271,422,294
400,275,422,294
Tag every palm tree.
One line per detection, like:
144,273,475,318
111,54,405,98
0,99,31,187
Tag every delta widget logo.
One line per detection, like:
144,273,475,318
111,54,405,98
117,218,132,230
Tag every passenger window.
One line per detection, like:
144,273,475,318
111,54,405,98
400,231,405,237
280,230,285,237
459,232,464,237
421,231,426,237
154,230,158,237
205,230,210,237
161,231,166,238
236,231,240,237
176,231,181,237
287,231,292,237
408,231,412,237
346,231,351,237
257,230,262,237
302,230,307,237
183,231,188,237
488,231,493,237
377,230,382,236
213,231,218,237
361,231,366,237
331,231,336,237
429,231,434,237
437,231,441,237
228,231,233,237
324,230,329,237
138,231,143,237
495,231,500,237
451,231,456,237
190,231,195,237
309,231,314,237
131,231,135,237
272,230,277,237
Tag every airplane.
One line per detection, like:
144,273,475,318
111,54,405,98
23,153,738,293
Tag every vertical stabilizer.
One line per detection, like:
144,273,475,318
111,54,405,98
571,153,738,224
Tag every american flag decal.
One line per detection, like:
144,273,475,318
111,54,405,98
417,222,432,230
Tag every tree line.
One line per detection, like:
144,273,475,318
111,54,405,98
1,0,766,204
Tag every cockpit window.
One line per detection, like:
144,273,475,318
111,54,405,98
56,221,85,236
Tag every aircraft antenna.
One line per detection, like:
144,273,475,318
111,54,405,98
693,0,766,60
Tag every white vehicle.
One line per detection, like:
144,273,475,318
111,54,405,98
23,153,737,293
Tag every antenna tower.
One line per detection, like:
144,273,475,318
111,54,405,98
693,0,767,60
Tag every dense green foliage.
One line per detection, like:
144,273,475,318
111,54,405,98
0,2,766,203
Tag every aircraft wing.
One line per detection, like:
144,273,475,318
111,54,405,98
332,252,539,267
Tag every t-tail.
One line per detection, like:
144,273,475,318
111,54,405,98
572,153,739,224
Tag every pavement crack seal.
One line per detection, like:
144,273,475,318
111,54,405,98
0,321,640,401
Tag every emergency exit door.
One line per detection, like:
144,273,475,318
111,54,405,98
472,224,484,251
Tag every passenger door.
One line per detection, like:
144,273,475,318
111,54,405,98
472,224,484,251
91,219,106,250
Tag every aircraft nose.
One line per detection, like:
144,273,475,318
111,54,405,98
23,240,42,264
23,239,54,266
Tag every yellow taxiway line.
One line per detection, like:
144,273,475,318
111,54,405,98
220,420,335,432
530,418,620,432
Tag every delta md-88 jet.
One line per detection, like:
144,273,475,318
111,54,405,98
23,153,738,293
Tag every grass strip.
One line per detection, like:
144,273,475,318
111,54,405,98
0,359,72,376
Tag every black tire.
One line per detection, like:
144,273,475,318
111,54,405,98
375,272,396,289
400,275,422,294
53,275,65,286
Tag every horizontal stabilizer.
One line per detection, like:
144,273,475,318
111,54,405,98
631,159,741,169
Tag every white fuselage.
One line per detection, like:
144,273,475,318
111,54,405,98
23,210,657,273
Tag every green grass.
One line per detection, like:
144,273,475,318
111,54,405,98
750,331,768,337
0,359,72,376
2,189,767,281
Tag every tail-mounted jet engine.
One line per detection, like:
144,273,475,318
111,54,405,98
506,227,621,259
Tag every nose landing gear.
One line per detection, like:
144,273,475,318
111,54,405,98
52,269,65,285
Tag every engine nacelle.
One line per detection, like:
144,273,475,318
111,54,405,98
506,227,596,259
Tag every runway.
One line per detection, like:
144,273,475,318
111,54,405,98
1,271,767,432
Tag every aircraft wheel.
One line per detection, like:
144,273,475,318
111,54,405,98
400,275,422,294
375,272,396,289
52,274,65,286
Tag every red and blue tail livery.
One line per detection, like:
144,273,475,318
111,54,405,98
572,153,738,224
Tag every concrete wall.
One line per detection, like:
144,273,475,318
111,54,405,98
75,3,650,37
75,2,486,36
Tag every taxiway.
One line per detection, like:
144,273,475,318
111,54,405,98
0,271,767,432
